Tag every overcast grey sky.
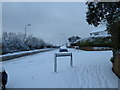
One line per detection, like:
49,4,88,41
2,2,106,44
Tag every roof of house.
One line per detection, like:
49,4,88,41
90,26,107,34
93,34,111,38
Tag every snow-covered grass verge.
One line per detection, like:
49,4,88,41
3,49,118,88
93,47,112,50
0,48,56,61
79,47,112,51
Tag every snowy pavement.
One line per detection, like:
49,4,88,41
3,49,118,88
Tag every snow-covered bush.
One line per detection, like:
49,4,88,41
77,38,93,47
45,43,54,48
68,36,81,46
25,35,46,50
2,32,51,54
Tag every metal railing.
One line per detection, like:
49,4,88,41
54,52,73,72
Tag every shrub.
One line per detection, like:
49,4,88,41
2,32,52,54
77,37,112,47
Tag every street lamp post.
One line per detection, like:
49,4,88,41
24,24,31,41
61,33,66,45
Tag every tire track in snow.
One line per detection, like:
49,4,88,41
93,65,102,88
98,65,109,88
73,64,109,88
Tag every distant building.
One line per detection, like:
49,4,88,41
90,30,111,38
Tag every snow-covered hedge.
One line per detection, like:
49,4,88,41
1,48,54,61
77,37,112,47
2,32,53,54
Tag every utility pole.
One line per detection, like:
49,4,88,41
24,24,31,42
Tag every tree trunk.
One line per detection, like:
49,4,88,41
112,49,120,78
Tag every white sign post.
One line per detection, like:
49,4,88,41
54,52,73,72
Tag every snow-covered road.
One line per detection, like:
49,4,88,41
3,49,118,88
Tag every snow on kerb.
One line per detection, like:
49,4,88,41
0,48,53,58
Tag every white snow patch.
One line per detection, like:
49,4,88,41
2,49,118,88
93,47,112,50
0,48,53,58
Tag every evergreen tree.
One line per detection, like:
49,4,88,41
86,2,120,50
86,2,120,77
